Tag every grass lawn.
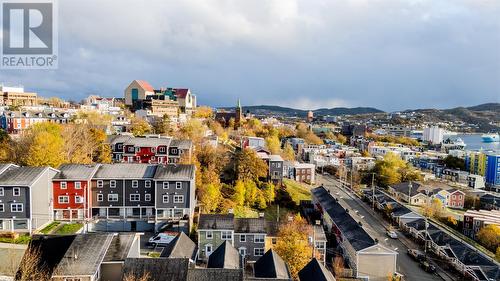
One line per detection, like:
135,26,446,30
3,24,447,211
264,204,295,222
54,223,83,234
0,234,31,244
39,221,60,234
283,179,311,204
233,206,259,218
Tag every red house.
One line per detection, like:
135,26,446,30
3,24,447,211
52,164,100,220
122,137,171,164
447,189,465,209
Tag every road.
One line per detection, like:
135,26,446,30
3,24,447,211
317,174,442,281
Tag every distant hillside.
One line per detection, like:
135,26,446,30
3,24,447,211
219,105,384,117
466,103,500,112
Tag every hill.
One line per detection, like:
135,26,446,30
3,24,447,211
220,105,384,117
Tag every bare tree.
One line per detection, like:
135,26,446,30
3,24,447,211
16,246,50,281
123,271,151,281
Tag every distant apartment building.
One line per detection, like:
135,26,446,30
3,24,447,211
423,126,444,144
386,126,412,137
485,154,500,192
0,164,58,233
0,111,71,134
124,80,196,116
466,150,488,176
463,209,500,239
0,84,37,106
107,135,193,164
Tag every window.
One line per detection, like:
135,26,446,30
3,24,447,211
60,182,67,189
0,204,4,212
171,148,178,154
151,147,156,153
254,234,265,243
13,187,20,196
254,248,264,256
11,203,23,212
74,182,81,189
58,196,69,204
97,180,103,188
221,231,232,240
206,231,213,239
176,182,182,189
130,194,140,201
75,196,84,204
128,146,134,153
108,194,118,202
135,156,141,161
97,194,103,201
0,187,3,196
162,195,169,203
110,180,116,188
276,162,281,168
205,244,213,256
240,234,246,242
127,157,133,163
163,182,169,189
159,147,165,153
117,144,123,150
173,195,184,203
239,247,247,257
132,180,138,188
145,180,151,188
145,193,151,201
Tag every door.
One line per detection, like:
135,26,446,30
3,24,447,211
131,221,137,232
99,208,106,217
131,88,139,101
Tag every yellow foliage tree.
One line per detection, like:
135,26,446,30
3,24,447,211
194,106,213,118
130,117,152,136
24,123,64,167
281,143,295,161
265,135,281,154
476,225,500,252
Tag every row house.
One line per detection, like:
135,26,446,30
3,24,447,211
253,147,284,184
197,214,270,262
388,181,465,209
0,111,71,134
52,164,100,221
0,164,58,233
90,163,195,232
107,135,193,164
463,209,500,239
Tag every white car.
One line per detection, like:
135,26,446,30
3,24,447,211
386,230,398,239
148,232,177,246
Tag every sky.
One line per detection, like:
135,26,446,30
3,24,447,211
1,0,499,111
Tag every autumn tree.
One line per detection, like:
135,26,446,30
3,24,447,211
476,225,500,252
422,198,443,218
274,215,314,280
235,148,268,182
335,133,347,144
265,135,281,154
130,117,152,136
262,182,276,204
244,180,258,207
372,153,421,186
177,118,206,145
200,183,221,213
194,106,213,118
152,114,173,135
24,123,65,167
282,143,295,161
233,180,246,207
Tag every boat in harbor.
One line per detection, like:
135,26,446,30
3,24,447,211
481,133,500,143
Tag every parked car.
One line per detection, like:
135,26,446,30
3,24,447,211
419,260,436,273
386,230,398,239
148,232,177,247
407,249,425,261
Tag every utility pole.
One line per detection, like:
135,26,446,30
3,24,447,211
371,173,375,210
350,167,353,190
424,215,428,257
408,181,413,206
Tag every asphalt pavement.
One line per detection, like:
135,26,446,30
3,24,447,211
317,174,443,281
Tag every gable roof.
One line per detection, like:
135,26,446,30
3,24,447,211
253,249,291,279
233,218,266,233
298,258,336,281
124,137,172,147
0,166,50,186
134,80,154,92
106,134,132,145
198,214,234,230
160,232,197,260
0,163,17,175
311,186,375,251
175,88,190,98
154,164,195,180
93,163,157,179
207,241,241,269
187,269,243,281
170,139,193,149
122,258,189,281
52,234,114,277
390,181,422,197
54,164,99,180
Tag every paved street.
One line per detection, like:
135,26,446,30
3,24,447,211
317,174,442,281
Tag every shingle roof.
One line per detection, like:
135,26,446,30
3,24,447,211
298,258,336,281
124,137,172,147
160,232,197,260
390,182,422,197
0,163,16,174
103,234,137,262
106,134,132,144
311,186,375,251
175,88,190,99
233,218,266,233
122,258,189,281
53,164,99,180
198,214,234,230
170,139,193,149
0,166,49,186
52,234,114,277
269,155,284,162
253,249,291,279
93,164,157,179
207,241,241,269
187,268,243,281
154,164,195,180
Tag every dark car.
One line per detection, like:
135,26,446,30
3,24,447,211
419,260,436,273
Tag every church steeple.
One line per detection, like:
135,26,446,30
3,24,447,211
237,98,241,109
